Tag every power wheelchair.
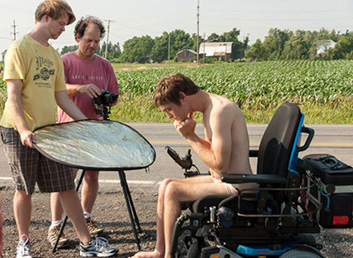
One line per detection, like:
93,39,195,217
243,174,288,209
166,102,353,258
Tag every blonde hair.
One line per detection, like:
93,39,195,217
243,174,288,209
35,0,75,25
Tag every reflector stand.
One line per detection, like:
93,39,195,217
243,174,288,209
33,120,156,252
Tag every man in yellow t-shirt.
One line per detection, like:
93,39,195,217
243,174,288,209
1,34,67,131
0,1,118,257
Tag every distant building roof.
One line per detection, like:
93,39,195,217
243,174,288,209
316,39,336,54
177,49,197,55
199,42,233,57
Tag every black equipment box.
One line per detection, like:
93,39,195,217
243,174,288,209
304,154,353,228
304,154,353,185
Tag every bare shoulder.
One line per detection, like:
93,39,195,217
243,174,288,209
210,94,243,119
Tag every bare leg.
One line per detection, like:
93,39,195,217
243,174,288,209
50,169,78,222
14,190,31,241
131,176,217,258
129,179,174,258
163,183,183,256
50,192,64,222
131,175,241,258
81,170,99,214
59,189,91,244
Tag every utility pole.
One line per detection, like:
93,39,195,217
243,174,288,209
11,20,18,41
104,20,114,59
168,32,171,67
196,0,200,65
203,32,206,64
225,35,227,62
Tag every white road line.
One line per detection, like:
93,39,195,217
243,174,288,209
98,179,159,185
150,141,353,147
0,177,159,185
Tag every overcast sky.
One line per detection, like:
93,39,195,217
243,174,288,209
0,0,352,54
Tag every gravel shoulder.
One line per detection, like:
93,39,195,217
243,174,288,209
1,185,159,258
2,185,353,258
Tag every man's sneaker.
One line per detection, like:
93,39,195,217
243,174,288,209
86,217,103,235
80,236,119,257
47,224,69,248
16,234,32,258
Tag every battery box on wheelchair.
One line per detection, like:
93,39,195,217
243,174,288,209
304,154,353,228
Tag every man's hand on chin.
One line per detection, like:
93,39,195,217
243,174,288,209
174,115,196,139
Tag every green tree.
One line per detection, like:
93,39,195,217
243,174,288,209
100,42,122,59
332,36,353,59
263,28,290,60
316,28,339,42
171,29,193,57
150,30,193,63
150,32,169,63
60,45,78,55
207,33,219,42
245,39,267,61
281,30,312,60
191,33,204,52
119,35,154,63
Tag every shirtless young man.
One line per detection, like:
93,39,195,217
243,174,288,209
131,73,256,258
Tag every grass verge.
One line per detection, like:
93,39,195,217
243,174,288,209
110,94,353,124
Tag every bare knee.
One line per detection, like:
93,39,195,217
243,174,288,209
158,178,174,195
84,171,99,184
164,181,181,202
15,190,32,201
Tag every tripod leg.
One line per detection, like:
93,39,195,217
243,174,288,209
119,170,141,250
120,170,142,232
52,169,86,253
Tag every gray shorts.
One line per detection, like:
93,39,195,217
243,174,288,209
0,127,75,195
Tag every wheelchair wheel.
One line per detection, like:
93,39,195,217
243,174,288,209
186,241,201,258
279,249,323,258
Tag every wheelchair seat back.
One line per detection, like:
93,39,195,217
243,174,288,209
257,102,303,179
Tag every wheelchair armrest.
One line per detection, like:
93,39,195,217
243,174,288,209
221,173,287,184
249,150,258,157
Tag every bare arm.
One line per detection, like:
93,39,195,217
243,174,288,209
55,90,87,121
174,110,233,175
6,79,35,148
66,83,101,98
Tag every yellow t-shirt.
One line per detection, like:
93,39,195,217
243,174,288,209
1,34,66,131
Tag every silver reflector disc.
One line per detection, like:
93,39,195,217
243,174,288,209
34,120,156,170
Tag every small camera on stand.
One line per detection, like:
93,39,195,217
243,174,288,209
93,89,118,120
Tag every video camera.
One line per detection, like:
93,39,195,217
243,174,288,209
93,89,118,120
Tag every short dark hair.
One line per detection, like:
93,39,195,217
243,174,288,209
35,0,75,25
153,73,200,106
74,16,106,41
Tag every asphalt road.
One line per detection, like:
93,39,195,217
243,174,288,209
0,123,352,192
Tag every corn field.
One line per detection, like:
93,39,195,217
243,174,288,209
0,60,352,123
116,60,353,111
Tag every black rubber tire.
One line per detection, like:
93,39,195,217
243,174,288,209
279,249,323,258
186,240,201,258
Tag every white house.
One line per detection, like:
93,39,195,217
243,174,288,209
316,39,336,55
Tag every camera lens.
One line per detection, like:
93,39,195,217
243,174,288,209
108,94,118,103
